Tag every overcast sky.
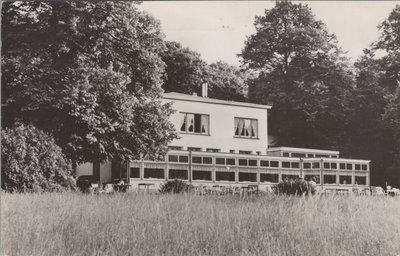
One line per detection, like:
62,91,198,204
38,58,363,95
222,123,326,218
139,1,399,66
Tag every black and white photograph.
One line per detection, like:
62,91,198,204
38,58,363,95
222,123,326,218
1,1,400,255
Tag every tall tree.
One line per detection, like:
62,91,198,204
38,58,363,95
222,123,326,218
205,61,248,102
347,5,400,187
161,41,207,94
240,1,354,148
2,2,177,164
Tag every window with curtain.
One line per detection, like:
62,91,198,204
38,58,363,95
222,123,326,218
179,113,209,135
234,118,258,138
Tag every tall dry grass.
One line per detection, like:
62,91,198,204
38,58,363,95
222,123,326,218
1,192,399,256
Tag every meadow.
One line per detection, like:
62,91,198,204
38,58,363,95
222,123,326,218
1,192,399,256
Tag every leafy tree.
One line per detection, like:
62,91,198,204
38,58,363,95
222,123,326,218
161,41,207,94
348,5,400,187
1,124,76,192
240,1,354,148
161,41,248,101
2,2,177,164
205,61,248,102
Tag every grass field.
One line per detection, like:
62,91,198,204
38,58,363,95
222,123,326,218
1,192,399,256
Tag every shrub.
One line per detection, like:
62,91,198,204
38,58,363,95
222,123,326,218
159,179,194,194
272,178,309,196
1,124,76,192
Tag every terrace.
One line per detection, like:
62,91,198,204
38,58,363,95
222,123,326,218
126,150,370,191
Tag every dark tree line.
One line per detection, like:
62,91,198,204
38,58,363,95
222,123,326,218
241,1,400,187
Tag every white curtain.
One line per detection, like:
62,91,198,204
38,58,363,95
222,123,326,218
187,114,194,132
179,113,186,132
251,120,258,138
239,119,245,136
234,118,240,135
245,119,251,137
201,115,209,134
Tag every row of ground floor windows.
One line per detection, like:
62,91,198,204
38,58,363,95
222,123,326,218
130,168,367,185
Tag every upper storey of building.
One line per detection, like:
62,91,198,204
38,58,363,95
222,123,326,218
162,90,272,155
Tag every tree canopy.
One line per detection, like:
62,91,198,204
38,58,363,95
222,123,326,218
2,2,177,164
241,1,354,148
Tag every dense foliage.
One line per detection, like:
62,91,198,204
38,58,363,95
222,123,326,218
2,2,177,164
241,1,353,148
345,5,400,186
272,178,310,196
161,41,248,101
159,179,194,194
1,125,76,192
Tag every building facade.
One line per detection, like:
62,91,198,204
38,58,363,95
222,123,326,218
77,89,370,192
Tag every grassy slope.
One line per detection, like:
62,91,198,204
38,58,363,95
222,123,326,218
1,193,399,256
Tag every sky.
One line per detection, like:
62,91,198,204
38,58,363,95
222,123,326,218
139,1,400,66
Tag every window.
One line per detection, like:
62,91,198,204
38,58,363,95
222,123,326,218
270,161,279,168
226,158,236,165
188,147,202,151
168,155,188,163
249,160,257,166
239,159,248,166
303,163,311,169
260,173,279,183
291,162,300,168
206,148,220,153
168,155,178,162
239,172,257,182
260,160,269,167
339,175,352,185
324,163,330,169
239,150,252,154
355,164,361,170
180,113,209,134
307,154,314,158
292,153,306,158
331,163,337,169
193,171,212,181
179,156,188,163
144,168,164,179
324,175,336,184
168,146,183,151
203,157,212,164
355,176,366,185
283,152,290,157
282,162,291,168
169,169,188,180
234,118,258,138
316,154,329,158
312,162,320,169
362,164,368,171
216,158,225,165
339,163,346,170
229,150,236,154
130,168,140,178
216,172,235,181
346,163,353,170
192,156,202,164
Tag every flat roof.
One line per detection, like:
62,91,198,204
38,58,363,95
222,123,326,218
163,92,272,110
267,147,340,155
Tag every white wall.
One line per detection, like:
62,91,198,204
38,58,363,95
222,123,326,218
164,98,268,154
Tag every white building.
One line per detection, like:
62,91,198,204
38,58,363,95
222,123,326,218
77,87,370,193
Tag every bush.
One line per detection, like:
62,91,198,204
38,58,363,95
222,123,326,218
1,124,76,192
159,179,194,194
272,178,309,196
